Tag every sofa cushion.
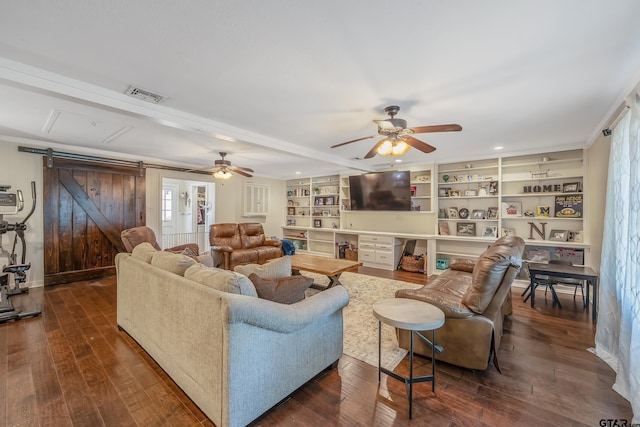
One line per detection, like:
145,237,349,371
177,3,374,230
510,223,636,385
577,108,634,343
450,259,476,273
184,263,258,297
131,242,158,263
151,250,197,276
462,236,524,314
234,256,291,279
248,273,313,304
239,223,266,249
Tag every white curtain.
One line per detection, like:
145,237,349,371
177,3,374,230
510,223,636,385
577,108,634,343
595,91,640,422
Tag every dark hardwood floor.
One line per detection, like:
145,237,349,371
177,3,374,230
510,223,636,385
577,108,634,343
1,267,632,426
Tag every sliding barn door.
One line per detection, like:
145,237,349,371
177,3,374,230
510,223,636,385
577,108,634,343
43,158,145,285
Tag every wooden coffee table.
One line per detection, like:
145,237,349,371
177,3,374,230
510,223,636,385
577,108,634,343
290,253,362,289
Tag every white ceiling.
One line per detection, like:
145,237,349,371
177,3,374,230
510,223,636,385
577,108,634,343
1,1,640,179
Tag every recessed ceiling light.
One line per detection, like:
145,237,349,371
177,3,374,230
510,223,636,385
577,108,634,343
395,159,403,163
295,171,301,175
494,146,504,150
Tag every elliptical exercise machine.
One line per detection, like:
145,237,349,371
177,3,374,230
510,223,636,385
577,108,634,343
0,181,41,323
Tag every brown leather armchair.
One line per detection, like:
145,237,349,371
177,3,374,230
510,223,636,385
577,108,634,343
395,235,525,372
209,223,282,270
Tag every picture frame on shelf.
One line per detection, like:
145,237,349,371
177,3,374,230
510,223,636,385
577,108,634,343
325,196,335,205
549,229,569,241
439,222,450,236
471,209,486,219
313,219,322,228
287,219,296,226
501,228,516,237
439,187,451,197
448,207,459,219
568,230,584,242
487,207,498,219
464,189,477,197
562,182,581,193
482,226,498,238
438,208,448,218
489,180,498,195
457,222,476,237
448,189,462,197
501,201,522,217
287,207,295,215
536,206,550,217
315,197,324,205
458,208,469,219
321,210,330,217
287,199,294,206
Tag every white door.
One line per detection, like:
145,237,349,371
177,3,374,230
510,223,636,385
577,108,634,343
161,185,178,238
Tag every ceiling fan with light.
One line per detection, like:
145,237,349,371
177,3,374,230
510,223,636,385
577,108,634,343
331,105,462,158
211,152,253,179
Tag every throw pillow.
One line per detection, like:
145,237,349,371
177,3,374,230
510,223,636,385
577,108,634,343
248,273,313,304
234,256,291,279
151,250,197,276
184,264,258,297
131,242,157,263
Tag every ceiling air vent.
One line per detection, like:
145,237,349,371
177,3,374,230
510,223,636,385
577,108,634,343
124,85,166,103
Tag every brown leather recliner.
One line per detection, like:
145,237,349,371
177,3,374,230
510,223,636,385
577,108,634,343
120,226,213,266
209,223,282,270
395,235,525,372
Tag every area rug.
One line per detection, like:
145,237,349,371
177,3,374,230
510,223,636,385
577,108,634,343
305,271,422,369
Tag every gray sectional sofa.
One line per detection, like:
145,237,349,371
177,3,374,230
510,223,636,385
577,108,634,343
115,244,349,427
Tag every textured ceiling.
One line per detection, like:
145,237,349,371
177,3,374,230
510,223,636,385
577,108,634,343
1,1,640,179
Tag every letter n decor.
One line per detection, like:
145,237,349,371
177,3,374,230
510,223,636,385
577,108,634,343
528,222,547,240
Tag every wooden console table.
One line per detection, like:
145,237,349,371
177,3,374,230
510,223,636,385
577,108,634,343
526,262,599,321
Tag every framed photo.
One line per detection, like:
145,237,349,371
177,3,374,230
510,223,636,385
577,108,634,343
313,219,322,228
439,222,450,236
488,180,499,195
562,182,581,193
471,209,486,219
482,226,497,238
287,199,294,206
568,230,584,242
501,201,522,217
487,207,498,219
410,186,417,197
448,207,459,219
448,189,461,197
315,197,324,205
322,210,330,216
287,207,295,215
536,206,550,217
438,208,448,219
439,187,451,197
549,229,569,241
325,196,335,205
457,222,476,236
464,189,477,197
501,228,516,237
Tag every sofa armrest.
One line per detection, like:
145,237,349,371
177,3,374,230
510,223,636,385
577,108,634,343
263,239,282,248
211,245,234,253
224,286,349,333
165,243,200,255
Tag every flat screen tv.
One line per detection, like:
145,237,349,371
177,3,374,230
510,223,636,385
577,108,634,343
349,171,411,211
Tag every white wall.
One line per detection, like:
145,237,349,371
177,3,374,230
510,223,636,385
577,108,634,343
0,141,44,287
586,135,611,271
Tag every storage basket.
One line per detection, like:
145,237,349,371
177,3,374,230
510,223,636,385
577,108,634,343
345,248,358,261
401,255,424,272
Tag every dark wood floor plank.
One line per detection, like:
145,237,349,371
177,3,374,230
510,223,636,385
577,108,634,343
0,270,633,426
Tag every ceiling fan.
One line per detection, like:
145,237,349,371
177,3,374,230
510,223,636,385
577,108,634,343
331,105,462,158
211,152,254,179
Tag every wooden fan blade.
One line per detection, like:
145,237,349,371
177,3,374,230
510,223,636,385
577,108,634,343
233,169,253,178
404,136,436,154
364,140,384,159
410,124,462,134
331,135,378,149
231,165,254,173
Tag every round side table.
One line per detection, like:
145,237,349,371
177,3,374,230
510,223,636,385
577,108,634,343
372,298,445,419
